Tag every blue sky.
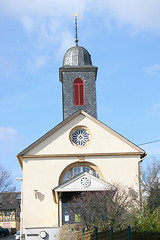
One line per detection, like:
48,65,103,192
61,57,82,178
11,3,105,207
0,0,160,190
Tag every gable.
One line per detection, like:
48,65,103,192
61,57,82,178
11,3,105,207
17,110,146,159
53,172,114,192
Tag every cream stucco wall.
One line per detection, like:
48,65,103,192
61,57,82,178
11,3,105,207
20,113,144,230
22,155,140,228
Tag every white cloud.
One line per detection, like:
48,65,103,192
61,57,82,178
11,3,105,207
28,55,49,70
1,0,160,33
0,127,18,143
21,16,34,32
91,0,160,33
145,64,160,76
56,31,74,59
0,0,88,18
20,16,74,55
35,19,61,49
1,0,160,69
151,104,160,114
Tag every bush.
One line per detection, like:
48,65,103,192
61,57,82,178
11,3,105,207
58,224,81,240
132,207,160,232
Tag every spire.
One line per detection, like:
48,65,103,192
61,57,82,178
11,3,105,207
73,13,78,46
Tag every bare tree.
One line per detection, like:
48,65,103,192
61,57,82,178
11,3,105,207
69,185,135,231
142,158,160,194
141,158,160,211
0,166,16,193
0,166,17,217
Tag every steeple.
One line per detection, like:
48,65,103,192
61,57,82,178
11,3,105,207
59,19,98,120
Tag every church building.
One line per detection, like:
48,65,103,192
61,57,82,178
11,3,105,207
17,23,146,240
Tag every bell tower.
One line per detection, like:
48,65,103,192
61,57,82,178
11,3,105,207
59,46,98,120
59,15,98,120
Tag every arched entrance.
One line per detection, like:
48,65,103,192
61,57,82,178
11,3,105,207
53,171,114,226
58,163,104,225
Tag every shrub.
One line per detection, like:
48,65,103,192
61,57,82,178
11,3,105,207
58,224,81,240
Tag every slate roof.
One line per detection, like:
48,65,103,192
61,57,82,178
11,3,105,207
63,46,92,66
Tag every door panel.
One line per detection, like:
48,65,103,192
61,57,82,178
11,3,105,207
62,192,81,225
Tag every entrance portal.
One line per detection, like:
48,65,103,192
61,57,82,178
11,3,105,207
54,172,114,226
62,192,81,225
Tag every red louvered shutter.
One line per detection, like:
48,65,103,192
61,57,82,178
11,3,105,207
74,84,79,105
79,84,84,105
74,78,85,105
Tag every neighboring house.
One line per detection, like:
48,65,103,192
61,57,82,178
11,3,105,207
0,192,20,232
17,43,146,240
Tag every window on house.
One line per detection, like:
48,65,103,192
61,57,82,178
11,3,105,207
74,78,85,105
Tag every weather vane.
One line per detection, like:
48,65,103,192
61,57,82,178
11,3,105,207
73,13,78,46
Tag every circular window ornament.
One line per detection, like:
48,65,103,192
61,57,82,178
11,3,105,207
70,127,91,147
80,177,91,187
39,231,47,239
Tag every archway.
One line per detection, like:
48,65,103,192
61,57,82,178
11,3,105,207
59,161,105,185
54,166,113,226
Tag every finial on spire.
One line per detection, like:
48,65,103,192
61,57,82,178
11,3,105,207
73,13,78,46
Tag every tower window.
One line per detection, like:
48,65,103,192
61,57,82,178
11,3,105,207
74,78,85,105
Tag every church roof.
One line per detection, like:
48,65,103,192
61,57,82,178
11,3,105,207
63,46,92,66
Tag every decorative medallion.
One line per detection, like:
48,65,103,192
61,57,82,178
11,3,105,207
70,127,90,146
80,177,91,187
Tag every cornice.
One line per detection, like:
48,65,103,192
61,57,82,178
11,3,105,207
20,152,144,159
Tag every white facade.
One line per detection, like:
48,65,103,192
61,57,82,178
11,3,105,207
17,110,146,240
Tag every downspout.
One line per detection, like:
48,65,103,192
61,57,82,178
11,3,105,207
138,152,147,207
138,159,143,207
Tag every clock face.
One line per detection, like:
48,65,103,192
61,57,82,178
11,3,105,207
71,128,90,146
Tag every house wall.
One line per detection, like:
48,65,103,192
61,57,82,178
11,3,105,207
0,210,20,231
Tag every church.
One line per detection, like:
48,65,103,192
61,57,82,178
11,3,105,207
17,23,146,240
